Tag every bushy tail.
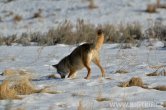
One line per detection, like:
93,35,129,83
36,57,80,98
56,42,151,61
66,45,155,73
94,29,104,50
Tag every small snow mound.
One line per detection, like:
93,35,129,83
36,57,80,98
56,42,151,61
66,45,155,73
153,41,164,48
141,39,164,48
56,44,68,47
50,59,58,64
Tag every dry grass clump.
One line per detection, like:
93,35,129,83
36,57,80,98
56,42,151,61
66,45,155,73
0,80,20,100
119,77,144,87
0,17,2,22
96,88,111,102
3,0,15,3
147,71,166,76
4,11,14,18
0,20,143,46
96,97,111,102
145,21,166,42
0,36,5,45
115,69,129,74
0,74,59,100
32,9,42,19
98,23,142,45
13,15,22,22
146,4,157,13
2,34,17,46
16,33,31,46
28,20,96,45
77,100,84,110
157,0,160,8
156,0,166,9
147,68,166,76
159,4,166,9
88,0,98,9
153,85,166,91
148,65,166,69
75,19,96,43
71,92,85,97
162,101,166,108
11,78,36,95
102,24,120,43
119,23,142,43
2,16,166,46
147,72,158,76
37,20,75,45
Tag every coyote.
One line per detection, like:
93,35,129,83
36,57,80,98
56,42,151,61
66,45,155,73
52,29,105,79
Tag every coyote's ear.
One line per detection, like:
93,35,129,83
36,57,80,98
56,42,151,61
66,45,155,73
52,64,57,68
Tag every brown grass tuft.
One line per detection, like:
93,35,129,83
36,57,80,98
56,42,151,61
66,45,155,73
3,0,15,3
0,20,143,46
13,15,22,22
0,17,2,22
77,100,84,110
146,4,157,13
3,34,17,46
88,0,98,9
72,92,85,97
153,86,166,91
17,33,31,46
145,20,166,41
147,68,166,76
102,24,120,43
11,78,36,95
159,4,166,9
32,9,42,19
118,23,142,45
162,101,166,108
96,97,111,102
0,74,59,100
115,69,129,74
157,0,160,8
146,72,158,76
156,0,166,9
0,80,21,100
119,77,144,87
128,77,144,87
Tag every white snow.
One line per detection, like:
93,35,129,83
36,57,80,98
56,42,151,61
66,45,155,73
0,44,166,110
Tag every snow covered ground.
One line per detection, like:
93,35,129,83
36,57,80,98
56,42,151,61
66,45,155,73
0,0,166,110
0,44,166,110
0,0,166,36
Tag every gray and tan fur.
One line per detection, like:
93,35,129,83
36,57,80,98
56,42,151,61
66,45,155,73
52,29,105,79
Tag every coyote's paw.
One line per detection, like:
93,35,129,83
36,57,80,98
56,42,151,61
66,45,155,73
84,76,90,80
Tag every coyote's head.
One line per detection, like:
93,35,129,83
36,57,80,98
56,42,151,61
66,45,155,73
97,29,103,36
52,64,67,79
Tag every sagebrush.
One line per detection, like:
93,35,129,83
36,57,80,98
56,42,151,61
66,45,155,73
0,20,165,46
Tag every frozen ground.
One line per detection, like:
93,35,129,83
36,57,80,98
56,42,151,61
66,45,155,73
0,44,166,110
0,0,166,36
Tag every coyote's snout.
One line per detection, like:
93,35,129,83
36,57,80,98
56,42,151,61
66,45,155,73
52,29,105,79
